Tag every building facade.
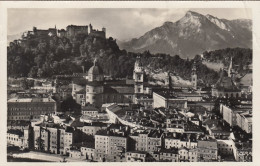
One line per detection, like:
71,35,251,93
8,97,57,121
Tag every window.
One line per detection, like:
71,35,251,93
137,75,141,80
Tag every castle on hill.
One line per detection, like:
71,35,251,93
21,23,106,40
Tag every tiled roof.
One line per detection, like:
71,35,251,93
7,129,24,137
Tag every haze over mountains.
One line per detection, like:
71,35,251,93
119,11,252,58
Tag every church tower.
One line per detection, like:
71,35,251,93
133,56,144,94
165,72,172,89
165,72,170,87
228,57,235,79
191,62,197,90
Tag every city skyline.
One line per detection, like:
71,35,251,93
8,8,252,41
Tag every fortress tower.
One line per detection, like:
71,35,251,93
133,56,144,94
191,62,197,90
102,27,106,38
89,23,93,33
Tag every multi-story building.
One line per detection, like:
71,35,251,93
8,97,56,121
158,148,178,162
48,127,60,154
130,130,163,154
178,147,189,161
153,91,187,109
126,151,154,162
203,118,231,139
236,111,252,133
164,133,198,149
166,119,185,133
217,139,234,155
40,128,50,152
81,122,107,136
188,148,198,162
95,131,127,161
7,128,31,149
60,127,75,155
81,144,95,160
221,104,252,129
233,141,252,162
81,105,99,116
197,140,218,162
33,123,75,155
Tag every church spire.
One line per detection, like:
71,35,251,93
94,58,97,66
191,61,197,90
228,57,233,77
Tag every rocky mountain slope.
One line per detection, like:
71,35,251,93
119,11,252,58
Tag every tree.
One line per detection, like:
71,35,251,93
28,66,38,78
37,68,44,78
60,96,81,113
34,54,45,68
20,79,28,90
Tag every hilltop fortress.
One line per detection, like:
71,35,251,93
21,24,106,40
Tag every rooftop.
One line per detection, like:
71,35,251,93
235,142,252,150
95,129,127,137
148,129,164,138
198,139,218,149
127,151,148,155
159,148,178,154
82,105,99,112
8,97,55,103
83,122,107,128
7,129,24,137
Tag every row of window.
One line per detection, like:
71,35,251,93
7,137,21,141
9,107,53,111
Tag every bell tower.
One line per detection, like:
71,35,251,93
191,62,197,90
165,72,172,89
133,56,144,94
228,56,235,79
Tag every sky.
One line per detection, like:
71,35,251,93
8,8,252,41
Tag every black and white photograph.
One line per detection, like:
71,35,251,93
1,2,257,163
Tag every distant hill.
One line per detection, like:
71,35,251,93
119,11,252,58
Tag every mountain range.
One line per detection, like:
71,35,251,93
119,11,252,58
